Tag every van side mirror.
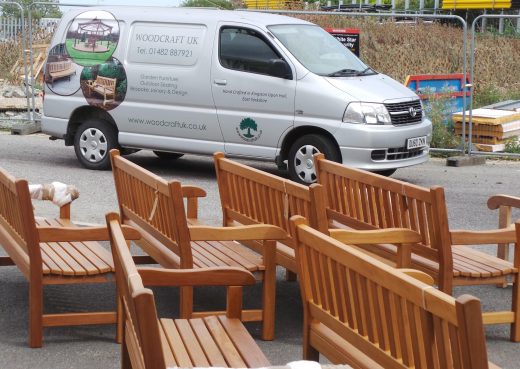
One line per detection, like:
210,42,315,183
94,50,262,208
269,59,292,79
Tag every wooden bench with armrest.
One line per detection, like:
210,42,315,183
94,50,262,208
291,215,498,369
214,152,329,279
87,75,116,106
110,149,286,340
0,166,139,347
106,213,270,369
314,153,520,341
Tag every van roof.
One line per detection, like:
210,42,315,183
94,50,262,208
63,7,313,27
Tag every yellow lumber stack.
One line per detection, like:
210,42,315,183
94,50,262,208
442,0,511,9
453,108,520,150
243,0,298,9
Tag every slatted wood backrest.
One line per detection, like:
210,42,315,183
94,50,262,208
292,218,490,369
107,214,165,369
110,150,193,268
0,167,41,278
314,154,453,275
214,152,329,251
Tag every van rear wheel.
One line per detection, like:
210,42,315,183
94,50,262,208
153,151,184,160
74,119,118,170
288,134,340,185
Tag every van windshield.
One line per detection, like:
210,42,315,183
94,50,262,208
268,24,374,77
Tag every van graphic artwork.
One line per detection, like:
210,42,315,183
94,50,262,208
236,118,262,142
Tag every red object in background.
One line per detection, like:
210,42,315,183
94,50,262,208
325,28,360,57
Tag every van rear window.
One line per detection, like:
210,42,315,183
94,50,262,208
127,23,206,66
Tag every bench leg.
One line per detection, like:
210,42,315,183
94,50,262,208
302,313,319,361
261,240,277,341
121,340,132,369
511,273,520,342
116,295,123,344
179,286,193,319
29,282,43,348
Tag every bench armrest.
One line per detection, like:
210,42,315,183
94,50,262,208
328,228,422,245
450,227,516,245
487,194,520,210
188,224,286,241
181,185,207,219
38,225,141,242
138,266,255,287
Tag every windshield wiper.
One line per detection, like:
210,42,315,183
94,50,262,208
326,68,358,77
355,67,375,76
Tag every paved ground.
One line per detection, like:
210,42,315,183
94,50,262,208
0,132,519,368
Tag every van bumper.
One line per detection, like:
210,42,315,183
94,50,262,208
336,118,432,171
41,115,68,139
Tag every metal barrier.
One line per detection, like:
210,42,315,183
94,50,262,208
469,13,520,158
239,9,468,154
0,1,29,124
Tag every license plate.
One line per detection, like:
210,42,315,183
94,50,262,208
407,136,427,149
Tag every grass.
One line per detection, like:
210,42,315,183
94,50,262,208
65,39,117,66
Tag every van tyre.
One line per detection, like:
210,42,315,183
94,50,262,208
74,119,118,170
153,151,184,160
288,134,340,185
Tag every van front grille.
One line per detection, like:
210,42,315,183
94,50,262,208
385,100,423,125
371,146,425,161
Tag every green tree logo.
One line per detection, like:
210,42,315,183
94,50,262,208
240,118,257,138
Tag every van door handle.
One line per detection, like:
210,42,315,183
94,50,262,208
214,79,227,86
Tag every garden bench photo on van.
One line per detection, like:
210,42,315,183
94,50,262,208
42,7,432,184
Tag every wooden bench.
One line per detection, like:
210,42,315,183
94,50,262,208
214,152,329,278
87,75,116,106
110,149,286,340
291,216,497,369
46,58,76,86
106,213,270,369
314,153,520,341
0,166,139,347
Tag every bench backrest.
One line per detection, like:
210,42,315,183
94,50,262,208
110,150,193,268
214,152,329,250
107,214,165,369
95,75,116,89
292,217,490,369
0,167,40,277
48,60,72,73
314,154,453,288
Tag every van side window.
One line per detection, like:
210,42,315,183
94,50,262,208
219,27,283,77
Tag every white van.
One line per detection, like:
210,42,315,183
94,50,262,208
42,7,432,184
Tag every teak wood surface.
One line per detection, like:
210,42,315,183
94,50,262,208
314,153,520,342
110,149,286,340
106,213,270,369
292,216,495,369
0,166,140,347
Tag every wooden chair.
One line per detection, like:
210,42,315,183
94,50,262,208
291,215,496,369
0,167,139,347
214,152,329,278
314,153,520,341
110,149,286,340
106,213,270,369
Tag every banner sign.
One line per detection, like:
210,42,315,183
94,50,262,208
325,28,360,57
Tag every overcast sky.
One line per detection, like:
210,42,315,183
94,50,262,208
59,0,183,13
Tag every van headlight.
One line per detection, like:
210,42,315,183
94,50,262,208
343,102,392,125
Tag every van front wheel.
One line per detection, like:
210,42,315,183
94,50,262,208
288,134,340,185
74,119,118,170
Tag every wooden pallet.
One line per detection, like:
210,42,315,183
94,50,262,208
10,44,48,83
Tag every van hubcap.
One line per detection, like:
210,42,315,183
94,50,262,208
294,144,320,184
79,128,108,163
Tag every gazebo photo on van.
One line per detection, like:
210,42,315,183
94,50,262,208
65,10,119,66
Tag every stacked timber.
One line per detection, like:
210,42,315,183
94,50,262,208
453,108,520,152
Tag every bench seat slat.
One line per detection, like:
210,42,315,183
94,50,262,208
203,315,248,368
174,319,211,367
189,318,228,367
160,318,192,367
